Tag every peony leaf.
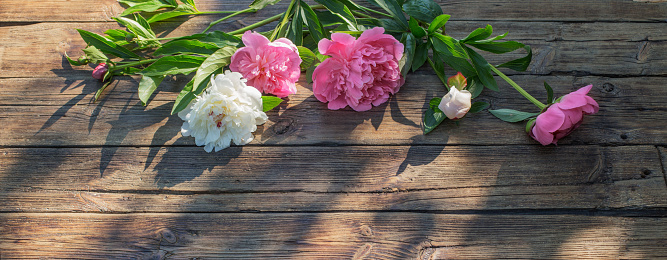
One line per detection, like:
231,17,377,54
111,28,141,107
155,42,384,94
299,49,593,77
261,96,284,112
427,52,447,88
497,45,532,72
469,101,490,113
249,0,282,10
153,39,220,56
287,3,304,46
168,31,241,48
466,76,484,98
402,0,443,23
146,4,197,23
138,75,164,106
408,17,427,38
300,1,326,42
427,14,450,34
121,1,175,16
82,46,108,64
464,46,498,91
172,80,196,115
315,0,358,31
461,25,493,43
297,46,316,71
366,0,408,30
412,40,429,72
431,33,468,59
544,81,554,104
468,41,524,54
401,32,416,77
447,72,467,90
76,29,141,59
140,55,207,76
192,46,237,94
429,97,442,110
489,109,539,123
423,107,446,134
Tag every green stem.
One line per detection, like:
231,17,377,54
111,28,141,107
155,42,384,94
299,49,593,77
203,8,257,33
195,11,239,15
352,10,373,19
228,12,284,35
490,66,546,110
358,5,392,18
110,59,157,72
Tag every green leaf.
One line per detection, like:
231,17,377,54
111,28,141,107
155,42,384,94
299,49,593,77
76,29,141,59
192,46,237,94
412,40,429,72
287,3,304,46
468,41,524,54
300,1,326,42
146,4,197,23
447,72,467,90
461,24,493,43
94,79,113,102
82,46,108,64
429,97,441,110
544,81,554,104
466,76,484,98
489,109,539,123
297,46,317,71
408,17,426,38
113,16,159,48
315,0,358,31
401,33,416,77
469,101,489,113
423,107,446,134
497,45,532,72
138,75,164,106
431,33,468,59
172,79,196,115
249,0,282,9
104,29,134,45
366,0,408,29
427,14,450,34
306,63,317,83
140,55,207,76
402,0,443,23
169,31,241,48
464,46,498,91
473,32,508,43
427,52,447,87
64,53,88,66
121,1,174,16
261,96,284,112
153,39,220,56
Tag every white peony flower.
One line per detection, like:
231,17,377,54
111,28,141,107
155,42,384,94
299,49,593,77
178,71,268,152
438,87,472,120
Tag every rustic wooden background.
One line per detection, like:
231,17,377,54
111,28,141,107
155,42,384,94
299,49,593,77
1,0,667,258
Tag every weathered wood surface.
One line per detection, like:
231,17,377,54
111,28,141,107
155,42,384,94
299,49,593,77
1,0,667,258
0,75,664,146
1,213,666,259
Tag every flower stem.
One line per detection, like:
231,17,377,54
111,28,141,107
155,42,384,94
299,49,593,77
228,12,284,35
110,59,157,72
490,66,546,110
195,11,239,15
203,8,258,33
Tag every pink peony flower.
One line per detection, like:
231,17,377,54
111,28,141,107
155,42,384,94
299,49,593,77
92,63,108,81
531,85,599,145
312,27,405,111
229,31,301,98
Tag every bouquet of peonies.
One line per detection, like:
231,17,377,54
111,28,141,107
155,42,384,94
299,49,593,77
66,0,598,152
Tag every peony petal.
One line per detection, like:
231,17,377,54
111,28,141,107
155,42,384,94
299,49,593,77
558,93,589,109
532,124,555,145
535,106,566,133
241,31,270,49
573,84,593,95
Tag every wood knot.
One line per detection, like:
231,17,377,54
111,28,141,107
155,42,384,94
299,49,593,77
158,228,178,244
360,225,373,237
352,243,372,259
600,83,620,94
636,41,651,62
270,118,295,135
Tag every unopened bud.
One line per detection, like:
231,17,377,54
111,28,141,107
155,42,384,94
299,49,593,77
92,63,109,80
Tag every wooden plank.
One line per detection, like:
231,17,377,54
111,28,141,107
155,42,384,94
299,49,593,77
1,145,665,212
1,22,665,78
2,0,667,22
0,212,666,258
0,75,664,146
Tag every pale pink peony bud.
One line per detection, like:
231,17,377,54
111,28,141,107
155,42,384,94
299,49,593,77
438,87,472,120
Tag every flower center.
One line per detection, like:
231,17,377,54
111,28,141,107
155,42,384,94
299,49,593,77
209,111,226,128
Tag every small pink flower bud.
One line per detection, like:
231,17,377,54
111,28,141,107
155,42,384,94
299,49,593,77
92,63,109,80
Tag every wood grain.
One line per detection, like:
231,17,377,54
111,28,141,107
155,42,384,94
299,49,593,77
0,75,663,146
1,213,666,259
1,21,665,78
1,145,665,213
2,0,667,22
